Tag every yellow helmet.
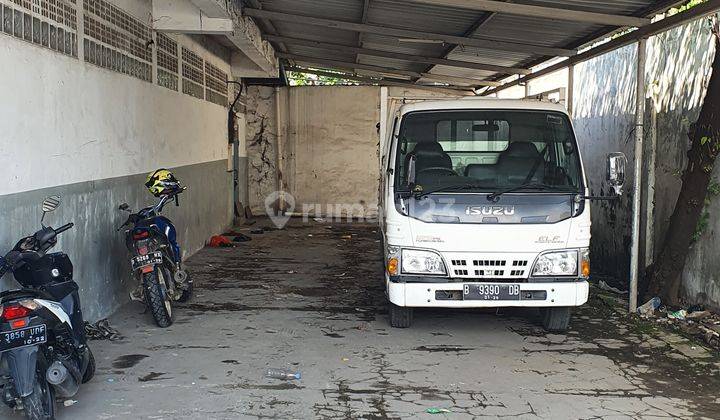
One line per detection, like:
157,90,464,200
145,169,181,197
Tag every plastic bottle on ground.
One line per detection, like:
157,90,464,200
265,368,301,380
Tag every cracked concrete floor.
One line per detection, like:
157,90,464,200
4,220,720,419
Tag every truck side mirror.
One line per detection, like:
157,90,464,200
606,152,627,195
407,155,417,186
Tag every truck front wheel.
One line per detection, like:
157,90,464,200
389,304,413,328
541,307,571,331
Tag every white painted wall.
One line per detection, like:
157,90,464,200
285,86,381,218
0,1,231,195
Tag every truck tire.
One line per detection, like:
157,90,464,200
541,307,571,332
389,304,413,328
143,267,174,328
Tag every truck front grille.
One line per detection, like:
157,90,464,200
445,253,534,279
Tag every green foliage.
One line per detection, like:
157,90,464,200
708,181,720,196
701,136,712,146
692,211,710,242
667,0,706,16
287,71,358,86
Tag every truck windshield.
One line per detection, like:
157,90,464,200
395,110,582,194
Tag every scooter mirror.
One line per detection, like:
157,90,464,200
41,195,61,225
42,196,61,213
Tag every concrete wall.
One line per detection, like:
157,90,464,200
245,85,381,218
245,86,280,215
0,0,234,320
573,18,718,305
284,86,380,218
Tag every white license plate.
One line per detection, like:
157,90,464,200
131,251,163,270
463,284,521,300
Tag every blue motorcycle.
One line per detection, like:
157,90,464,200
117,187,192,327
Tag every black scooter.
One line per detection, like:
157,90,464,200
0,196,95,420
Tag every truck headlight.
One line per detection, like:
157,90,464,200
401,249,446,275
532,250,578,277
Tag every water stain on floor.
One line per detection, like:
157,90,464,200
112,354,149,369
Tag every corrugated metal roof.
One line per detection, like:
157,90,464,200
250,0,672,88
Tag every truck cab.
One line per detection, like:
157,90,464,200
379,98,625,331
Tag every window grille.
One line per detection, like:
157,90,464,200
0,0,77,57
156,32,178,91
83,0,151,82
182,46,204,100
205,61,227,107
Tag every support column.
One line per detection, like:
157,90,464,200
644,104,658,268
567,64,574,117
629,38,647,313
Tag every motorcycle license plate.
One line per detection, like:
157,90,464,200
463,284,521,301
131,251,163,271
0,324,47,352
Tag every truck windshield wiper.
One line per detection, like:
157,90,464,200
487,183,577,202
414,183,490,199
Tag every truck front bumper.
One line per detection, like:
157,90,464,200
387,277,589,308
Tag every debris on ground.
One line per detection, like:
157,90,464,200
232,234,252,242
63,400,78,407
341,235,352,240
85,319,123,341
208,235,234,247
313,217,325,222
426,408,451,414
668,309,688,320
250,228,265,235
687,310,712,320
598,280,628,295
642,301,720,351
637,297,661,317
265,368,301,380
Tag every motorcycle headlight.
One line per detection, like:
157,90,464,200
532,250,578,277
401,249,446,275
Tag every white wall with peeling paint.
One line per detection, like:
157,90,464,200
244,86,381,218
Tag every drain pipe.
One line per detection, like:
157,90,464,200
629,38,647,313
227,81,244,219
275,86,285,213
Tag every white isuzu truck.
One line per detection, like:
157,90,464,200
380,98,626,331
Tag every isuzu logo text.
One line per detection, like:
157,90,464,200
465,206,516,216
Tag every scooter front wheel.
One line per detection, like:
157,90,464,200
143,267,174,328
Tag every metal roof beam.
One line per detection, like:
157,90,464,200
417,73,501,87
407,0,650,27
243,0,287,52
482,0,720,96
243,8,576,57
266,35,530,75
355,0,371,66
281,54,499,87
279,53,422,78
421,11,498,80
285,66,476,95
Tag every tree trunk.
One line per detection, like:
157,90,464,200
645,33,720,306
